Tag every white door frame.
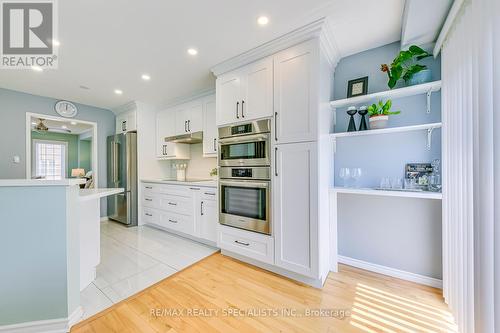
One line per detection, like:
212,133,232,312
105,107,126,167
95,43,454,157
26,112,99,186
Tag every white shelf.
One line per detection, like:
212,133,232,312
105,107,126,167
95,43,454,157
330,122,442,138
331,187,442,200
330,81,442,110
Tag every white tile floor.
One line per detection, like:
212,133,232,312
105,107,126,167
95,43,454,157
79,220,218,320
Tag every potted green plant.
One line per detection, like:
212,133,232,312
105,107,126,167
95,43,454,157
210,167,218,180
367,99,401,129
381,45,432,89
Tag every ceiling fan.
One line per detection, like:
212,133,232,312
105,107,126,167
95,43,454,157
33,118,72,134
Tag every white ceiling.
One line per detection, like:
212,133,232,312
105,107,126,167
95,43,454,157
0,0,404,110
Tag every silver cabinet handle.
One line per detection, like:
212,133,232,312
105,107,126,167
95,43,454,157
236,101,240,119
168,219,178,224
145,198,152,201
187,120,191,132
145,213,153,217
204,192,215,196
274,147,278,177
184,120,187,132
201,201,204,216
168,202,177,206
241,100,245,118
234,240,250,246
274,112,278,141
190,187,200,190
163,144,167,156
145,186,153,189
213,138,217,152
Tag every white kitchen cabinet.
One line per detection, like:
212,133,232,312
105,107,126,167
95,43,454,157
273,141,318,277
116,110,137,134
198,190,218,242
156,110,190,160
202,96,217,156
274,40,318,144
216,57,273,126
218,225,274,265
175,102,203,135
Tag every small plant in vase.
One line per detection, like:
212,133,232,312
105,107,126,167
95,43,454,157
381,45,432,89
367,99,401,129
210,167,218,180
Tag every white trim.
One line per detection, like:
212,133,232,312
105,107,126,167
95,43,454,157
338,255,443,289
332,187,443,200
0,307,82,333
433,0,466,57
26,112,98,187
211,17,340,76
160,88,215,110
32,139,69,179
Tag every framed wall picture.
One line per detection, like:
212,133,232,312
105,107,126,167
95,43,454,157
347,76,368,98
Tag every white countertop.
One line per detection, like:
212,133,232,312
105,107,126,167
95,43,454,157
0,179,86,187
79,188,124,201
141,179,217,188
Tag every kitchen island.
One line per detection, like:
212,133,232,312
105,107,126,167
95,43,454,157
0,179,122,331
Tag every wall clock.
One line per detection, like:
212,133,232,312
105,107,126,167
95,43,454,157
55,100,78,118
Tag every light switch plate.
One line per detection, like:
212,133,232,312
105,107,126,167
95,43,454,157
13,156,20,164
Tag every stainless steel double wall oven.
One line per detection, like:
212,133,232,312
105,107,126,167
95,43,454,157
218,119,271,235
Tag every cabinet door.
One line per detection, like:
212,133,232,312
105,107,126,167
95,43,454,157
175,107,188,135
187,103,203,133
156,111,176,158
116,114,127,134
203,97,217,156
216,74,241,126
240,57,273,121
199,199,218,242
274,40,318,144
273,142,318,277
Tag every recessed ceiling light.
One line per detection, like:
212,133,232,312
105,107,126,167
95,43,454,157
61,125,68,129
187,48,198,56
257,16,269,26
114,89,123,95
52,39,60,46
141,74,151,81
31,65,43,72
70,121,77,125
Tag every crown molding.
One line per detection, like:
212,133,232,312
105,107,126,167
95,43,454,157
211,17,341,76
112,101,156,114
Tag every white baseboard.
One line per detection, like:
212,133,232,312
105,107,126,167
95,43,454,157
100,216,109,222
0,307,82,333
338,255,443,289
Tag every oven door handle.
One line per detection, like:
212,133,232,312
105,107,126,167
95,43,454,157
220,179,270,189
218,133,270,145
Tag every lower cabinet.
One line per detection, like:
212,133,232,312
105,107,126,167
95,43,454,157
141,182,217,244
273,141,318,278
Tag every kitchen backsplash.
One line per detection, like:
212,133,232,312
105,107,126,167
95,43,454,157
170,143,216,179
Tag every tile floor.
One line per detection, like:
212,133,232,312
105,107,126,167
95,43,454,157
79,220,218,321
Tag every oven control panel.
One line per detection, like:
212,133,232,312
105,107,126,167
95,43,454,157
232,168,252,178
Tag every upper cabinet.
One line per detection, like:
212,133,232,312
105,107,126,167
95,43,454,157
216,57,273,126
156,110,190,160
202,95,217,156
274,40,318,144
116,110,137,134
175,102,203,135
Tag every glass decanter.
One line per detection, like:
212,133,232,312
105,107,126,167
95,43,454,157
428,159,442,192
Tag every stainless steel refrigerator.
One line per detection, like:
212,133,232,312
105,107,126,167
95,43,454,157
107,132,137,226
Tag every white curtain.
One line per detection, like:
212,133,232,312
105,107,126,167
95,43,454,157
441,0,500,332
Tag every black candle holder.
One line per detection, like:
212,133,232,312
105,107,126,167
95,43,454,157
358,106,368,131
347,107,357,132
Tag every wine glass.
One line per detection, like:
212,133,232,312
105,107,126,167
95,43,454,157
339,168,351,187
351,168,362,188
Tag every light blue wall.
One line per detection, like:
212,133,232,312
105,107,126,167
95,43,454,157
333,42,443,279
0,88,115,216
0,186,69,325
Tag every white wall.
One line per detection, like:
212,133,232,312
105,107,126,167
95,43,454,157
184,144,217,180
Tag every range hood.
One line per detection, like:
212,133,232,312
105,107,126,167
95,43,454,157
165,131,203,144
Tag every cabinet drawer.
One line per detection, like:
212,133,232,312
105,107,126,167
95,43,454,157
158,194,193,216
142,183,159,195
142,194,158,208
158,185,191,198
218,226,274,264
159,212,195,235
200,189,217,201
142,208,159,224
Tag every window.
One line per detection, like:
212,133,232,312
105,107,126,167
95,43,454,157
33,140,67,180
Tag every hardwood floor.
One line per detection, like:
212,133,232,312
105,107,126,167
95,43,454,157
71,253,457,333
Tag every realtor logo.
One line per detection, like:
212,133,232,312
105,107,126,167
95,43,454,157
1,0,58,69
